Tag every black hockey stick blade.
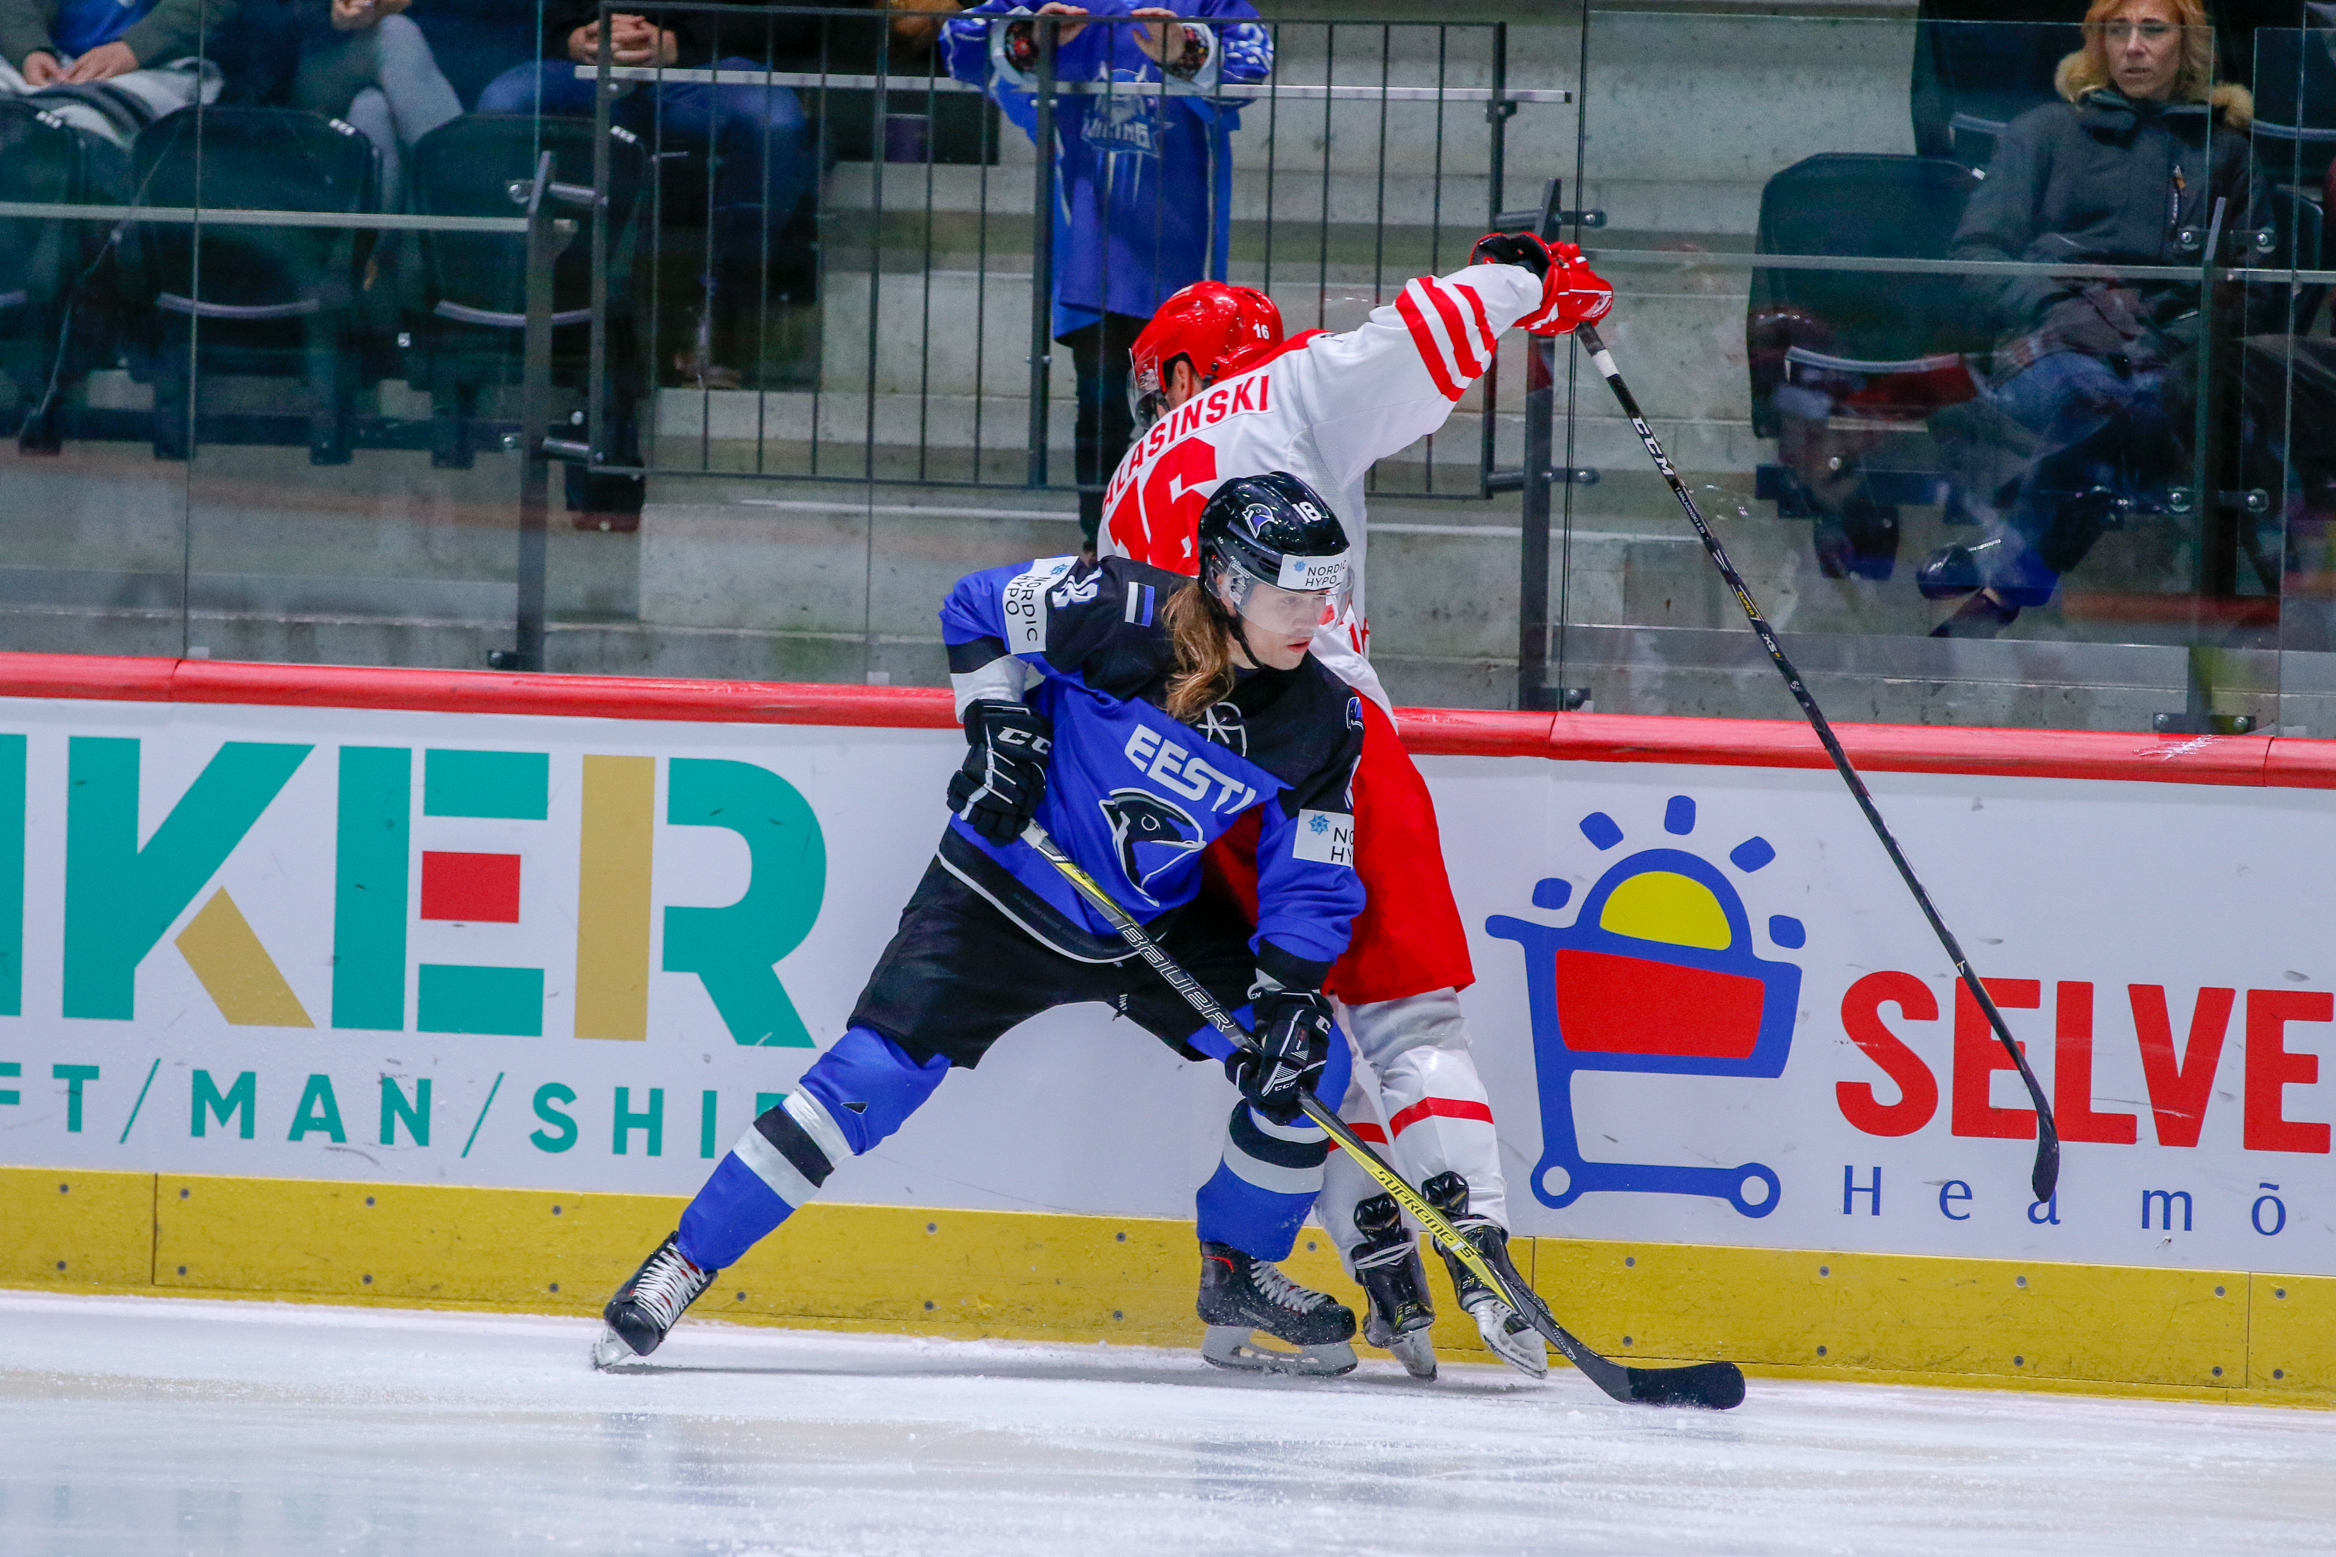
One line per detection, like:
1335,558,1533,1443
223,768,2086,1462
1021,822,1747,1409
1626,1359,1749,1410
1573,323,2061,1204
1485,1257,1744,1408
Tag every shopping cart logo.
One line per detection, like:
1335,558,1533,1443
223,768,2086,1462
1488,794,1803,1219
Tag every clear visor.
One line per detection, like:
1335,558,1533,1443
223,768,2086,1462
1219,567,1347,640
1129,359,1167,431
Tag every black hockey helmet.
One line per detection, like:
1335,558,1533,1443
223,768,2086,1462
1197,472,1352,625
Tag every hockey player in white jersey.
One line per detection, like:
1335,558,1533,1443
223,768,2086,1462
1098,231,1613,1379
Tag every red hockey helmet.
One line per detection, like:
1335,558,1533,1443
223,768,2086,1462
1128,281,1284,428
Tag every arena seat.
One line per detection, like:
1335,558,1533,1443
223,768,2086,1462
1909,15,2084,170
404,113,649,525
2261,181,2330,337
0,100,117,453
123,106,381,465
2252,27,2336,195
1746,154,1990,574
1747,154,1986,440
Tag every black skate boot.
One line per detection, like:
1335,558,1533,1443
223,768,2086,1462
591,1231,717,1370
1196,1240,1357,1376
1350,1193,1437,1380
1422,1173,1549,1380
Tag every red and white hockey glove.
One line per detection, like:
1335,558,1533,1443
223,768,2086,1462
1470,231,1614,338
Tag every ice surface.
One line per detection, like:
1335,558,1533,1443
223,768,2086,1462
5,1290,2334,1555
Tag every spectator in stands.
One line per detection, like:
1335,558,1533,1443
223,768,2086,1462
2233,155,2336,563
288,0,461,207
888,0,960,53
477,2,816,388
1920,0,2255,637
0,0,230,154
941,0,1270,549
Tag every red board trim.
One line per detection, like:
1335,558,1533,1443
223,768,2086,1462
1,651,2329,791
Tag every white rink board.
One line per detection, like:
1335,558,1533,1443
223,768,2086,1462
0,697,2331,1276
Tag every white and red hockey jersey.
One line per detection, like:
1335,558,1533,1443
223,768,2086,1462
1097,260,1547,708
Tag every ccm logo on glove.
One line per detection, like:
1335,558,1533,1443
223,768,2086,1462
950,699,1055,845
1228,986,1334,1120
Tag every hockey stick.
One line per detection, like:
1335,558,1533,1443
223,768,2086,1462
1021,820,1746,1410
1572,322,2061,1204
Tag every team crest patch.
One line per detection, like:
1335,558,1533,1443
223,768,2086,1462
1099,788,1205,903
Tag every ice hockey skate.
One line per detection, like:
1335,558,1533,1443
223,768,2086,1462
591,1231,717,1369
1422,1173,1549,1379
1195,1240,1357,1376
1349,1193,1437,1379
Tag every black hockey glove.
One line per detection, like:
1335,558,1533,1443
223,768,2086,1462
1228,987,1334,1121
1470,230,1553,279
947,699,1053,846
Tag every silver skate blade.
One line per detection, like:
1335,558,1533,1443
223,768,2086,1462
1387,1326,1439,1381
590,1326,642,1372
1467,1298,1550,1380
1201,1325,1357,1378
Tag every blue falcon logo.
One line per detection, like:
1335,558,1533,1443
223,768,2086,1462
1098,788,1205,904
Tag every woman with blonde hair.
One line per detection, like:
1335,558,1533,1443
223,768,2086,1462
591,472,1390,1382
1918,0,2257,636
2057,0,2244,109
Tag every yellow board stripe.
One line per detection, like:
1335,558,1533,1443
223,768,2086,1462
574,755,655,1040
0,1167,2327,1407
174,889,315,1028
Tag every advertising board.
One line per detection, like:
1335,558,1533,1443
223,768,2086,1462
2,664,2328,1281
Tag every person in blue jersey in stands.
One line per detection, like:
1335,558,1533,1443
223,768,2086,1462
941,1,1271,548
591,472,1377,1379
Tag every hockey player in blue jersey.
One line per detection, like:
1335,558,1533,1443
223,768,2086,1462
940,1,1271,545
592,472,1373,1377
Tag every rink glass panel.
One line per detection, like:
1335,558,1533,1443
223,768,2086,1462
1557,13,2317,735
3,8,2333,734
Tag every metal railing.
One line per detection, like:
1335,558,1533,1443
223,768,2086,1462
561,8,1573,504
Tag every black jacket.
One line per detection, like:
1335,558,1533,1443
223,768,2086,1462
1953,86,2256,346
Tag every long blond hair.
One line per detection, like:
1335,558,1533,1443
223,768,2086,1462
1161,581,1238,724
2054,0,2253,125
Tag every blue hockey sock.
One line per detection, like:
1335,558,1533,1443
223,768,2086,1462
1187,1009,1350,1262
677,1027,950,1269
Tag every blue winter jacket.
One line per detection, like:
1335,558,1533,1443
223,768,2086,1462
940,0,1271,336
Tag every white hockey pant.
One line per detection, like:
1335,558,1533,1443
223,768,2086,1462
1317,987,1508,1268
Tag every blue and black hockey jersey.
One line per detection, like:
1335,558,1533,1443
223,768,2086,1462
940,0,1272,336
940,554,1364,980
